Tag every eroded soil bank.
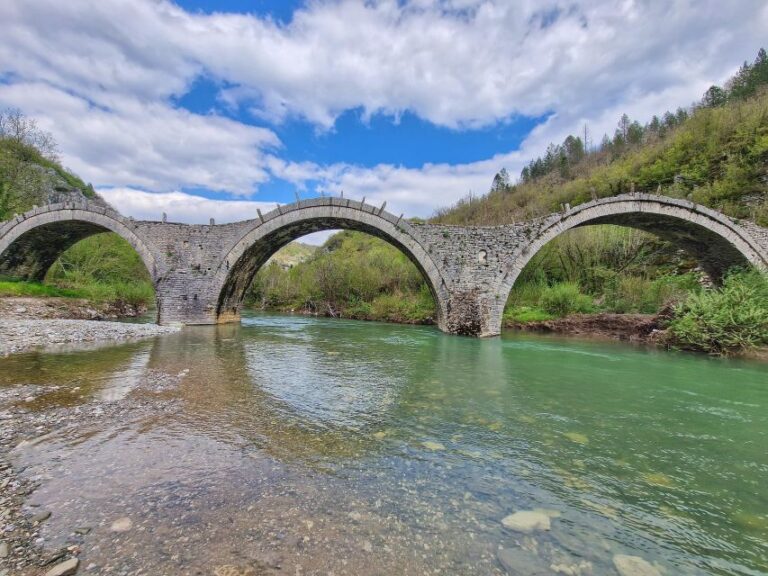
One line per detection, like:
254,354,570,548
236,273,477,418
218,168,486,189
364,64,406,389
505,313,665,344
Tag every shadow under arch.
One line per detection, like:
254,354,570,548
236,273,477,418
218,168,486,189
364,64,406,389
213,200,448,328
497,195,768,315
0,204,160,309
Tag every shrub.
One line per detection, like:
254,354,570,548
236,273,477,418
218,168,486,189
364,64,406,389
668,270,768,355
540,282,594,317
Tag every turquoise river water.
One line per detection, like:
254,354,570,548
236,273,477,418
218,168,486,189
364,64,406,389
0,313,767,575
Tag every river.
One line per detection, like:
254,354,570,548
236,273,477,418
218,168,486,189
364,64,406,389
1,313,766,575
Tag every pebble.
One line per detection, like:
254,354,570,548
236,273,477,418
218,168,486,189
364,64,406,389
32,510,52,523
110,517,133,532
422,441,446,451
0,541,7,558
43,558,79,576
613,554,662,576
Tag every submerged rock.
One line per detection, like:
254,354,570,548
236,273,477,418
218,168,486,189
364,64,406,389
501,509,558,533
110,517,133,532
613,554,662,576
564,432,589,444
422,441,446,451
497,547,551,575
44,558,79,576
32,510,52,523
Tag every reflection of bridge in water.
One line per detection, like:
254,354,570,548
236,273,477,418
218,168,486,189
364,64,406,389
2,194,767,336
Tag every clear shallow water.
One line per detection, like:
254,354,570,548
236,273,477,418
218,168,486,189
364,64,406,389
1,313,767,575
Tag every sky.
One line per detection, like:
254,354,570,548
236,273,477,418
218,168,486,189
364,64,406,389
1,0,767,242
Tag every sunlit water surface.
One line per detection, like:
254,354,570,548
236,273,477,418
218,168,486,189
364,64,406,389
1,313,767,575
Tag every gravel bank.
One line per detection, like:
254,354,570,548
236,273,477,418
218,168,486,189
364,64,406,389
0,297,147,321
0,319,180,356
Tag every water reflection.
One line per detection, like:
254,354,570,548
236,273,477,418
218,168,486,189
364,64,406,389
0,313,766,575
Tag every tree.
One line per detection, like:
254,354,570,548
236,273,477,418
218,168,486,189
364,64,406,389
701,85,728,108
0,108,58,161
626,121,644,145
563,135,585,164
618,113,630,140
491,168,510,192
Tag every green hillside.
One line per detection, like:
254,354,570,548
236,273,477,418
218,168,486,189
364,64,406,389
434,49,768,226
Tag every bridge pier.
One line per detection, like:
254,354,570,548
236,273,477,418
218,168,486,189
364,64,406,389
442,289,503,337
154,274,223,326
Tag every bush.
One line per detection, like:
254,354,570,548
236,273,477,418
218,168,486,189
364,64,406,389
540,282,594,317
668,271,768,355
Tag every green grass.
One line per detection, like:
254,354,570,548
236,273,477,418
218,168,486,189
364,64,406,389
0,278,85,298
0,232,155,309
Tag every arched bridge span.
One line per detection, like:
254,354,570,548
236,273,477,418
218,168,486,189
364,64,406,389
1,194,766,337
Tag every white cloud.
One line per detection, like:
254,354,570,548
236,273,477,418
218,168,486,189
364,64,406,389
99,188,277,224
1,0,767,218
0,82,279,195
98,187,340,245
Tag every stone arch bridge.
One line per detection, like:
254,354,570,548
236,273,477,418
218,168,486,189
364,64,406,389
1,194,766,337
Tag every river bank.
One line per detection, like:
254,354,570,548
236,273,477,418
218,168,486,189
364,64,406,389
0,297,178,356
0,320,180,356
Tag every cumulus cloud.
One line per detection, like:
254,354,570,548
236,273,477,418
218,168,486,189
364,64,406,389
0,82,279,194
1,0,766,217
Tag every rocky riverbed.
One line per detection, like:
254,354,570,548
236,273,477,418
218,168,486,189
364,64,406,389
0,319,179,356
0,369,186,575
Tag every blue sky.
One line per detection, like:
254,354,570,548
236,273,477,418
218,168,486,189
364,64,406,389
1,0,766,227
174,72,545,203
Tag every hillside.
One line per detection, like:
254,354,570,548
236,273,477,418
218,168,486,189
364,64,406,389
433,49,768,226
0,108,153,309
266,242,317,269
0,109,102,220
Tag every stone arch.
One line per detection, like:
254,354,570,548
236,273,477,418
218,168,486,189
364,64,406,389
0,202,160,287
496,194,768,319
213,198,449,328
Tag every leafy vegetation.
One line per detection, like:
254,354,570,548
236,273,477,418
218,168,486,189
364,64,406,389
249,231,436,324
668,271,768,355
0,108,94,221
45,233,155,308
